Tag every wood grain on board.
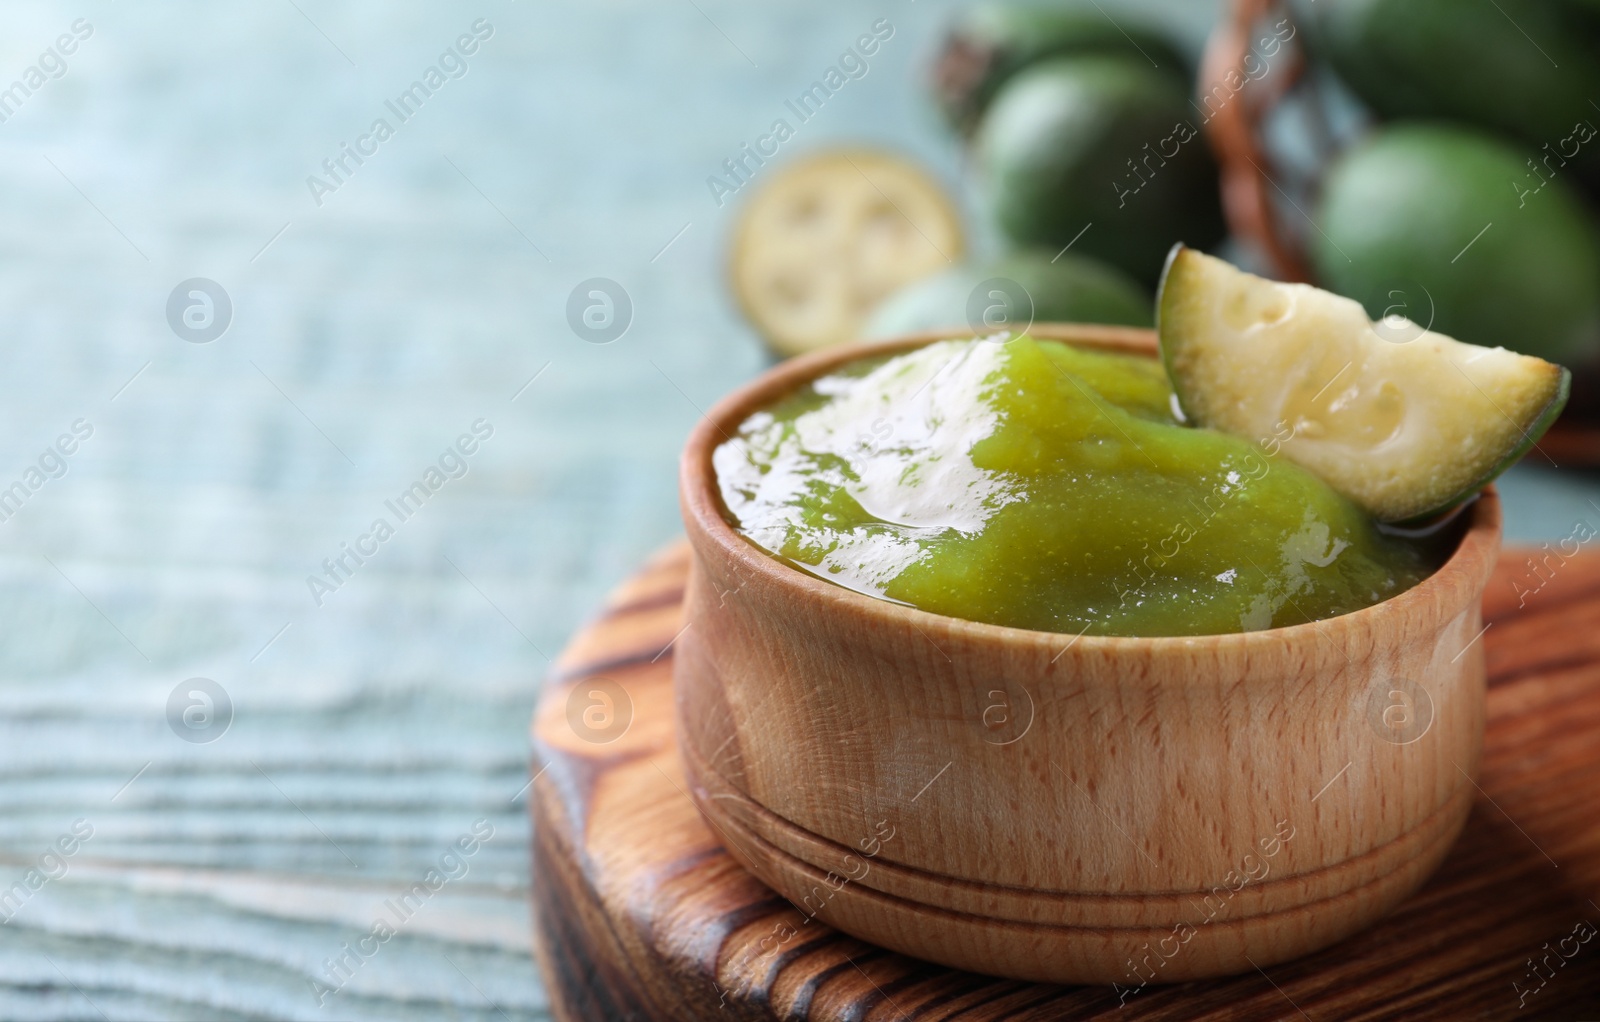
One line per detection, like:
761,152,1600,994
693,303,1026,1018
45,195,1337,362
531,543,1600,1021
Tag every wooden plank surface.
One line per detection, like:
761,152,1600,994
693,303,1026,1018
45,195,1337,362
531,544,1600,1021
4,4,1598,1020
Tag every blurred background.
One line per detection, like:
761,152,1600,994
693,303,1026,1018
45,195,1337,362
1,0,1598,1018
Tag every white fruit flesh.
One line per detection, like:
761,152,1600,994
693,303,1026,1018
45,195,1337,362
1158,246,1568,522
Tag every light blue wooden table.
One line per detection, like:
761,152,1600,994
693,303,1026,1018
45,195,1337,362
0,2,1593,1018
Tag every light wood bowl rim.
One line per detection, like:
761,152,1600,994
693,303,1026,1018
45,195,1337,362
680,323,1501,654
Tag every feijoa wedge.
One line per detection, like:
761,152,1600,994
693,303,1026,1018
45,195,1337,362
1157,245,1569,522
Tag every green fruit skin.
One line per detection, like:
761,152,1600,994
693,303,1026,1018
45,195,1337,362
1423,368,1569,526
936,0,1190,134
865,249,1151,338
1314,124,1600,366
1297,0,1600,159
977,55,1225,284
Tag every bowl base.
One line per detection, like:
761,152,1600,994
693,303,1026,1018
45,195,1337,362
684,734,1472,984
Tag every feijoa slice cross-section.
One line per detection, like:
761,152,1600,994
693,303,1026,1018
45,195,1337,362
730,149,963,358
1157,245,1569,522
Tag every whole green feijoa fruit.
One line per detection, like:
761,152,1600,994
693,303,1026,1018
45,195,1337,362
976,55,1224,285
1296,0,1600,159
1313,124,1600,366
865,249,1151,338
933,0,1190,136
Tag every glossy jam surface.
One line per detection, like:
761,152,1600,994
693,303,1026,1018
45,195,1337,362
713,337,1445,636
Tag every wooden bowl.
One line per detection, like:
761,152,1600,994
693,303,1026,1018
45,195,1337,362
674,323,1501,985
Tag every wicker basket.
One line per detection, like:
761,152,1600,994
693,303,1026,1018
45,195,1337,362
1200,0,1311,282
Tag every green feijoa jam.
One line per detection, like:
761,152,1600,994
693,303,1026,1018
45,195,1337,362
713,336,1447,637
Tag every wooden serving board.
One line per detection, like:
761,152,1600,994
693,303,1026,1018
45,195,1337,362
530,543,1600,1021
